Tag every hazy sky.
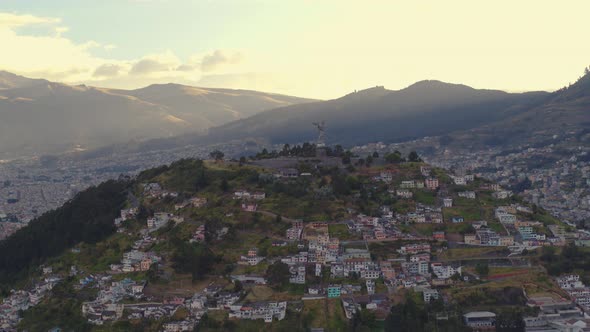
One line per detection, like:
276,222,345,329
1,0,589,99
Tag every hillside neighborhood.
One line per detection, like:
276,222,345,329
2,150,590,331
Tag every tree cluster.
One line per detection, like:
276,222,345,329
171,241,218,282
0,180,129,287
265,261,290,289
384,296,469,332
540,243,590,276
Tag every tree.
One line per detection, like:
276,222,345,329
209,150,225,161
342,155,351,164
266,261,290,289
497,310,524,332
341,151,353,164
280,144,291,156
385,151,404,164
512,178,532,193
171,242,217,282
585,66,590,76
408,151,422,162
220,178,229,192
233,280,243,292
384,295,427,332
359,308,378,329
252,212,261,224
365,155,374,166
194,165,208,191
146,263,160,283
475,262,489,277
205,218,223,243
372,151,379,158
275,214,282,223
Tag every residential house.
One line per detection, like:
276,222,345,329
476,229,500,246
423,288,440,303
190,197,207,208
431,263,461,279
451,216,464,223
276,168,299,178
241,203,258,212
493,191,513,199
366,280,376,295
463,311,496,329
396,189,413,199
229,301,287,323
398,243,431,255
420,166,432,177
433,231,445,241
327,285,342,298
464,234,480,245
499,236,515,247
400,180,416,189
380,262,396,280
458,191,476,199
452,176,467,185
443,198,453,208
289,265,306,284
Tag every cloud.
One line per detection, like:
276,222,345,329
54,26,69,36
129,52,182,76
130,59,169,75
0,12,59,28
200,50,243,72
0,12,111,82
93,64,123,78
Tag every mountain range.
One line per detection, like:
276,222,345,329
174,71,590,154
3,69,590,160
206,82,550,147
0,71,314,158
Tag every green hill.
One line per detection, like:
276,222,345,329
0,154,574,331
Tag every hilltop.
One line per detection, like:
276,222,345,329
0,150,585,331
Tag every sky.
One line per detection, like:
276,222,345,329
1,0,589,99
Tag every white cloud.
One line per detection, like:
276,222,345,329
129,51,182,76
200,50,243,72
0,12,59,28
93,64,123,78
54,26,69,36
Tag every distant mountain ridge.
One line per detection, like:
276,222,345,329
75,80,554,160
437,71,590,150
0,71,315,158
0,71,47,89
5,69,587,161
